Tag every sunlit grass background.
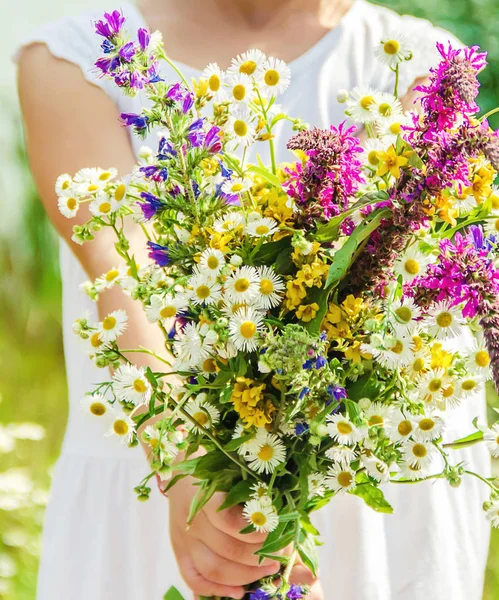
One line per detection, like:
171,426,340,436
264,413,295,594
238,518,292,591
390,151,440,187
0,0,498,598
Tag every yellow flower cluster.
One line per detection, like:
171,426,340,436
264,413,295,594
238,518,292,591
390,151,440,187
285,244,329,313
230,377,275,428
464,160,496,204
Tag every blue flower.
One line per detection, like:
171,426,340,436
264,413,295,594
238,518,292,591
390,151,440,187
147,241,170,267
315,356,327,369
120,112,148,131
295,422,309,435
219,160,233,179
140,165,168,182
100,39,114,54
287,584,303,599
249,590,270,600
139,192,163,220
298,387,310,400
302,359,314,370
327,384,347,401
157,137,177,159
319,331,328,342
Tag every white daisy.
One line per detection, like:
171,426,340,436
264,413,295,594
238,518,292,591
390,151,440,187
464,338,492,381
308,472,328,497
256,56,291,97
227,49,267,78
85,329,106,355
484,424,499,458
228,105,257,147
110,179,130,211
367,334,413,369
54,173,73,195
453,192,477,216
174,322,218,369
404,349,431,380
362,138,386,169
94,266,124,291
229,306,265,352
256,266,285,310
242,499,279,533
401,439,436,468
80,394,110,420
416,368,450,407
250,481,270,500
106,410,136,444
57,191,79,218
217,339,239,360
226,73,253,104
362,455,390,483
74,167,117,194
368,92,403,121
374,34,413,68
188,271,222,306
224,266,260,304
424,302,464,340
327,414,361,446
393,247,430,282
221,177,251,196
413,414,445,442
113,364,152,406
345,87,381,123
145,293,186,323
389,298,422,335
326,464,356,493
142,425,178,460
455,375,484,399
376,114,411,139
397,460,429,481
232,424,267,456
247,432,286,474
213,212,245,233
325,444,358,465
485,500,499,528
89,194,115,217
184,396,221,432
201,62,227,101
97,309,128,344
364,402,391,428
245,216,279,238
199,248,227,277
485,215,499,237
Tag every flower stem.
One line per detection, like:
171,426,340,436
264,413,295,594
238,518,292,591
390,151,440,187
480,106,499,122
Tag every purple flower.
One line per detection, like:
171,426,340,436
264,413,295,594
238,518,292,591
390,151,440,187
182,92,194,114
187,130,205,147
147,241,170,267
157,138,177,159
327,384,347,401
120,112,148,131
189,118,204,131
95,10,125,39
140,165,169,182
166,83,184,101
139,192,163,220
205,126,222,153
137,28,150,50
295,422,309,435
315,356,327,369
119,41,136,62
249,590,270,600
95,57,112,74
287,584,304,599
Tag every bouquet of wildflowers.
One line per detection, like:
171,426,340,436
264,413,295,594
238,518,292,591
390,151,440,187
58,9,499,600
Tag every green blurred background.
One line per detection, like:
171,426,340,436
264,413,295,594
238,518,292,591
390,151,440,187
0,0,498,598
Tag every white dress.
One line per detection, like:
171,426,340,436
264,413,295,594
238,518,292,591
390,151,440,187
15,2,491,599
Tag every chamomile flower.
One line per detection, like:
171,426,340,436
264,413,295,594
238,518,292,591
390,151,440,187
416,368,450,406
308,473,328,497
229,306,265,352
250,481,270,500
256,57,291,97
145,294,186,323
221,177,251,196
201,62,227,101
97,309,128,344
385,412,415,444
224,266,260,303
188,272,222,306
394,247,429,282
362,455,390,483
389,298,421,334
376,114,410,139
326,464,356,493
245,216,279,238
325,444,357,465
89,194,115,217
184,396,221,432
55,173,73,195
413,414,445,442
110,178,130,211
74,167,117,194
401,439,437,468
368,92,403,121
256,266,285,310
405,349,431,379
94,266,124,291
106,410,136,444
57,191,80,218
368,335,413,369
362,138,386,169
364,403,391,428
464,338,492,380
142,425,178,460
228,49,267,78
228,105,257,147
242,499,279,533
425,302,464,340
174,322,218,369
226,73,253,104
113,364,152,406
327,414,361,446
485,500,499,528
453,192,477,216
484,424,499,458
247,433,286,474
233,425,267,457
213,212,245,233
455,375,484,399
345,87,380,123
398,461,429,481
374,34,412,68
80,394,110,420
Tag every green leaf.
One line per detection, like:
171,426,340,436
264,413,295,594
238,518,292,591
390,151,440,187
408,151,424,170
217,480,253,511
444,430,484,449
299,512,319,536
297,530,319,577
248,164,282,188
187,480,218,525
224,433,253,452
350,484,393,513
345,398,363,426
303,285,331,336
253,237,291,265
347,371,380,402
220,383,234,404
164,586,185,600
325,209,390,288
257,528,296,556
274,247,294,275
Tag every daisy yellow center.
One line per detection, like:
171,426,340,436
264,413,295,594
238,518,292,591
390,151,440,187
99,171,112,181
66,197,77,210
99,201,111,214
133,379,147,394
231,183,244,193
239,60,257,75
202,358,217,373
492,196,499,210
90,402,106,416
208,74,221,92
196,285,211,299
360,95,375,110
260,279,274,295
264,69,280,86
442,385,455,398
113,420,129,436
206,255,220,270
395,306,412,323
368,415,384,426
160,306,177,319
398,420,413,436
90,332,102,348
102,316,117,330
496,436,499,445
412,335,423,352
235,278,250,293
475,350,490,367
391,340,404,355
378,103,392,117
384,40,400,55
114,183,126,201
413,357,425,372
412,443,427,458
193,411,209,426
428,378,442,392
258,444,274,461
88,184,99,192
240,321,257,339
337,471,353,487
149,438,159,449
337,421,353,435
255,225,270,235
419,418,435,432
404,259,419,275
462,379,477,391
62,180,70,190
234,120,248,137
251,512,267,527
105,269,119,282
368,150,379,165
232,84,246,101
436,312,452,328
389,122,402,134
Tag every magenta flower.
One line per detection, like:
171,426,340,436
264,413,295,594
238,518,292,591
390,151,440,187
95,10,125,39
